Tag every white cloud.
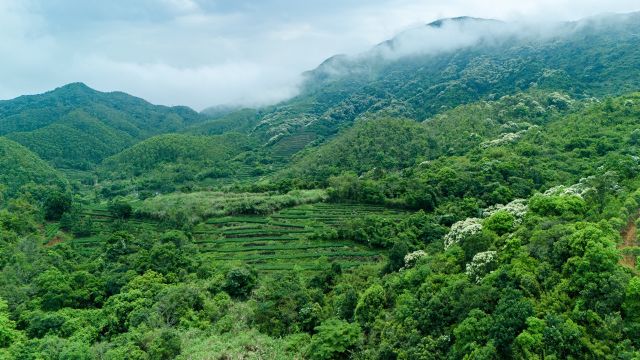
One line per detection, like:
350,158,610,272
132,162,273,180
72,56,303,108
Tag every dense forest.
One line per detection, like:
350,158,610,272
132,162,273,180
2,12,640,360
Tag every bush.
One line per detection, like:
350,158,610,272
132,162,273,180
484,210,515,236
222,267,258,299
44,191,72,221
108,200,133,219
529,194,586,217
307,319,362,360
355,284,385,331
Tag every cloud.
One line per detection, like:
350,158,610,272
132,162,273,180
0,0,639,110
73,56,304,108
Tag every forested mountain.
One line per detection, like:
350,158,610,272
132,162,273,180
252,12,640,156
282,91,575,183
4,10,640,360
0,83,208,169
0,138,67,198
97,133,261,195
185,108,261,136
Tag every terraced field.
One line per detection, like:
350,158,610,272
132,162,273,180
69,205,161,255
195,203,405,272
270,132,317,160
67,202,405,272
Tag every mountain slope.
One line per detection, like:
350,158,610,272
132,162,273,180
250,12,640,157
98,133,260,194
282,118,433,181
0,83,209,169
185,108,260,136
281,91,574,184
0,137,67,198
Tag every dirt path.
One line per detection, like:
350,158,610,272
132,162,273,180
620,213,639,270
45,236,63,247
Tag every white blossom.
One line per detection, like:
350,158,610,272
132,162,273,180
402,250,427,270
544,176,597,199
465,251,497,283
483,199,528,225
444,218,483,249
480,125,538,148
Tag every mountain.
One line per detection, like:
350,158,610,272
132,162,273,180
282,91,574,183
281,117,433,181
248,12,640,158
97,132,260,194
0,83,209,170
185,108,261,136
0,137,67,198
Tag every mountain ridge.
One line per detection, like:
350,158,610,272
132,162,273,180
0,82,210,170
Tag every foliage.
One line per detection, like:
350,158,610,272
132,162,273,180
0,138,67,199
134,189,327,224
222,267,258,299
4,13,640,360
306,319,362,359
98,132,257,194
0,83,208,170
284,118,433,181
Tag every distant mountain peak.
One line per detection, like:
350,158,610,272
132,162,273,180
59,82,91,89
52,82,97,94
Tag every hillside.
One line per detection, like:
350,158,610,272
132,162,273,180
282,91,575,184
282,118,433,181
0,137,67,198
250,12,640,157
97,133,263,195
185,108,261,136
0,83,208,170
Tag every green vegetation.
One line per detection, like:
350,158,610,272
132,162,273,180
133,189,328,223
0,82,208,170
0,137,67,198
98,133,260,194
186,108,260,135
283,118,432,181
4,12,640,359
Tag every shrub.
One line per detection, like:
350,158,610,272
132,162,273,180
108,200,133,219
484,210,515,236
307,319,362,360
222,267,258,299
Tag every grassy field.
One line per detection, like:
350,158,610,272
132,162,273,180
132,189,328,223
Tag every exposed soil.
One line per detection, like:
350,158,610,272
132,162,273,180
45,236,63,247
619,213,639,270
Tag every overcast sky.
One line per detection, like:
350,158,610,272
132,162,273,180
0,0,639,110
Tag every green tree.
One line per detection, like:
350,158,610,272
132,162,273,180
109,199,133,219
147,328,182,359
307,319,362,360
483,210,515,236
43,190,72,221
222,267,258,299
34,269,72,311
355,284,385,332
0,298,21,348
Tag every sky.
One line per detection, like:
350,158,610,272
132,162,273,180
0,0,639,111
